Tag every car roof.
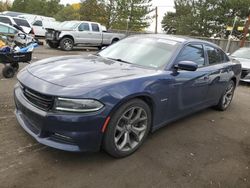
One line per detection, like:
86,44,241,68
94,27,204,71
130,34,222,49
0,15,28,21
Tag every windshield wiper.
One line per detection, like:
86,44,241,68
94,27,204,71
106,57,132,64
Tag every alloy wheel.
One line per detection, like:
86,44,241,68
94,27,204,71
114,107,148,152
222,82,234,109
63,39,73,50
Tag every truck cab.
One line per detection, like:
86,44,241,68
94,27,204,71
45,21,126,51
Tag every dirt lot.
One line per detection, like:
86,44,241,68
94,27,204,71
0,45,250,188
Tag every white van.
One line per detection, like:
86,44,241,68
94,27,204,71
17,14,59,37
31,20,61,37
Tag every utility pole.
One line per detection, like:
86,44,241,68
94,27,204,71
155,6,158,34
225,16,238,53
240,14,250,47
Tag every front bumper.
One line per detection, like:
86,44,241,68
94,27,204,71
14,86,106,152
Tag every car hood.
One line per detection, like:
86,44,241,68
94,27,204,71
232,57,250,69
27,55,155,88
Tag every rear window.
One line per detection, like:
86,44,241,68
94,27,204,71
13,18,30,27
0,17,12,25
205,45,229,65
33,20,43,27
91,24,100,32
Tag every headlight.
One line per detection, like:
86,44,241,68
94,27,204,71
54,98,104,112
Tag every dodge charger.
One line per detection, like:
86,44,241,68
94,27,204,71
14,35,241,158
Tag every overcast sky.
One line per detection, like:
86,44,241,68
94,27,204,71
60,0,175,32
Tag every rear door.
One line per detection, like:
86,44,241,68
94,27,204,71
89,23,102,45
204,45,231,102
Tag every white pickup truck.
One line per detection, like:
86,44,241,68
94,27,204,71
45,21,126,51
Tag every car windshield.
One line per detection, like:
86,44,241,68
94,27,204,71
231,48,250,59
13,18,30,27
60,21,80,30
98,37,180,69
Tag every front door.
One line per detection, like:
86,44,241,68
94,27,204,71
167,43,211,119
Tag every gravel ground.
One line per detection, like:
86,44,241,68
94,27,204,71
0,45,250,188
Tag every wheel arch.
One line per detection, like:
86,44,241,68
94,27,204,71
60,35,75,44
231,76,237,86
107,93,156,131
111,37,119,43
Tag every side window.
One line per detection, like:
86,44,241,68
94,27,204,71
205,45,227,64
91,23,100,32
0,24,9,33
78,23,90,31
0,17,12,25
177,44,205,67
33,20,43,27
8,28,18,34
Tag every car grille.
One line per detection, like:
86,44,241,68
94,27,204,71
241,69,250,79
22,86,54,111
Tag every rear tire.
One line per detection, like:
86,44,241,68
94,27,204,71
2,65,15,78
103,99,151,158
111,38,119,44
214,80,235,111
47,41,59,49
60,37,74,51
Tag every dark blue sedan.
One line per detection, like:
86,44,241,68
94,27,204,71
14,35,241,158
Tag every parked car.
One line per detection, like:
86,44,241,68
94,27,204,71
14,35,241,158
0,15,33,34
230,47,250,82
45,21,126,51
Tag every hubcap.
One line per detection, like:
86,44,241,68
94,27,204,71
222,82,234,108
63,40,72,50
114,107,148,152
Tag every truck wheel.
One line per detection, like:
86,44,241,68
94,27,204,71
2,65,15,78
111,38,119,44
60,37,74,51
47,41,59,49
11,62,19,72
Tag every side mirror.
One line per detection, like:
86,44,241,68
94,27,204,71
175,61,198,71
226,53,230,56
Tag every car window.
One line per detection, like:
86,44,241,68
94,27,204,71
0,17,12,25
205,45,228,65
99,37,180,69
33,20,43,27
91,23,100,32
176,44,205,67
0,24,9,33
78,23,90,31
0,24,17,34
13,18,30,27
9,27,18,34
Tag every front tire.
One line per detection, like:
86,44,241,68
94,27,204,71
214,80,235,111
47,41,59,49
60,37,74,51
103,99,151,158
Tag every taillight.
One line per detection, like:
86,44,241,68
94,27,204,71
30,28,34,35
